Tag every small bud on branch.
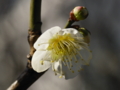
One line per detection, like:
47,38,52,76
69,6,89,21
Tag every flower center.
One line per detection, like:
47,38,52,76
47,33,77,62
47,32,89,69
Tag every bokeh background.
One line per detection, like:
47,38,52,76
0,0,120,90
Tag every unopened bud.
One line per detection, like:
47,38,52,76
78,27,91,44
72,6,88,21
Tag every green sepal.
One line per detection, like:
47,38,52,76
78,27,91,36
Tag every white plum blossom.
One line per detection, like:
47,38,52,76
31,26,92,79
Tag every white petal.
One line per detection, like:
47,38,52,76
31,50,51,72
62,61,81,79
52,60,81,79
37,43,49,51
79,46,92,64
52,61,63,76
53,61,60,71
62,28,83,37
34,26,61,49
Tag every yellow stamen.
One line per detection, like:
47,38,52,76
40,60,44,65
72,71,74,73
59,75,63,78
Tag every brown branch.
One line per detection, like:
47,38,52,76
7,0,47,90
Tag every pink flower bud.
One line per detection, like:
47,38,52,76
70,6,88,21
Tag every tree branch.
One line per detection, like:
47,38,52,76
7,0,47,90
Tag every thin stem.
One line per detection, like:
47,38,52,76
65,20,75,28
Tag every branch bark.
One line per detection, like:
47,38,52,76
7,0,46,90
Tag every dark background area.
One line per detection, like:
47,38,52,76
0,0,120,90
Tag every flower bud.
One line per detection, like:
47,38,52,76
73,6,88,21
78,27,91,44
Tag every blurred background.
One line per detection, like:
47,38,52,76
0,0,120,90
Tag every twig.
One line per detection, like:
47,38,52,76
7,0,47,90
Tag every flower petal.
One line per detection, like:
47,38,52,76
34,26,61,49
62,28,83,37
52,60,81,79
62,60,81,79
52,61,64,76
53,61,60,71
31,50,51,72
79,45,92,64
